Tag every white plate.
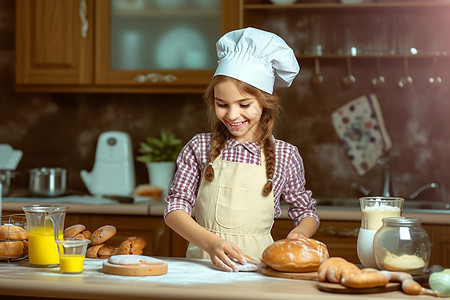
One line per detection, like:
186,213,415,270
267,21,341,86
155,27,209,70
153,0,185,10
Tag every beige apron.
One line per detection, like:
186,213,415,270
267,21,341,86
186,150,274,259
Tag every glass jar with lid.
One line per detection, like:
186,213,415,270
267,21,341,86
373,217,431,275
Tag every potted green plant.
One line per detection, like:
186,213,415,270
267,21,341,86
136,130,182,196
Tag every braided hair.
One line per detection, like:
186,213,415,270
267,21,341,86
203,76,281,196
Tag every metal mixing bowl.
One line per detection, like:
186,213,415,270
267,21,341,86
29,168,67,197
0,170,15,196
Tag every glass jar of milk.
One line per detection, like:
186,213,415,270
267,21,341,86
360,197,404,231
374,217,431,275
357,197,404,268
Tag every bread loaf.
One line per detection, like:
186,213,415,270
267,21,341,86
86,243,105,258
98,245,119,258
74,230,91,240
64,224,86,239
91,225,117,245
118,236,147,255
134,184,163,200
262,238,329,272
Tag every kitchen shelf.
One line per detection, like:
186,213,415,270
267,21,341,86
112,9,220,18
296,54,450,59
243,0,450,61
244,2,450,10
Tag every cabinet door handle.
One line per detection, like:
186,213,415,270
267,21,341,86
319,226,359,237
79,0,89,38
134,73,178,83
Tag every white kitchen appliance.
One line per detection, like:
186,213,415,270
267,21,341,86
81,131,135,197
0,144,23,170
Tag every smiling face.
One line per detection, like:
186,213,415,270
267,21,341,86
214,79,263,143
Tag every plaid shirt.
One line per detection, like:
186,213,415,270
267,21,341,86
164,133,319,226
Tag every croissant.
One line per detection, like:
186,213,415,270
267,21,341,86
318,257,439,296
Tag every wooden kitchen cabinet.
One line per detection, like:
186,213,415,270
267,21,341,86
16,1,450,92
423,224,450,269
94,0,240,92
15,0,93,86
15,0,240,93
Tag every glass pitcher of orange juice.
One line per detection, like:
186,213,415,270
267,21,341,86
23,204,68,267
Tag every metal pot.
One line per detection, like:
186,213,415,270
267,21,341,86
29,168,67,197
0,170,15,196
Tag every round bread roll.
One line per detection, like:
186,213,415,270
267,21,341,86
74,230,92,241
0,241,24,259
262,238,329,273
0,224,28,240
74,233,88,240
118,236,147,255
86,243,105,258
103,255,168,276
64,224,86,239
91,225,117,245
134,184,163,200
81,230,92,239
98,245,119,259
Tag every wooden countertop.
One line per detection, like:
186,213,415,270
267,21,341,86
0,257,434,300
2,196,450,224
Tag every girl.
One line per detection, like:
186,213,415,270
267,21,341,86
164,28,319,272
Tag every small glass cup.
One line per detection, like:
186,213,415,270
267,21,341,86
56,239,90,274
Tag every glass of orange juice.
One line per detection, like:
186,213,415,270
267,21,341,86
56,239,90,274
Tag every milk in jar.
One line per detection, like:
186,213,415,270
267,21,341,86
362,205,401,230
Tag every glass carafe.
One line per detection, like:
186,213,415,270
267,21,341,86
374,217,431,274
357,197,403,268
23,205,68,267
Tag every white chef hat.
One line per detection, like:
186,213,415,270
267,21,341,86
214,27,300,94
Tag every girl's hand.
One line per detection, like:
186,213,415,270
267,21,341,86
286,230,307,240
287,217,318,240
208,239,245,272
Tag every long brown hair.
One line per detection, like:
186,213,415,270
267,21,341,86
203,75,281,196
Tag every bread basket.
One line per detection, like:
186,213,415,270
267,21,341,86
0,214,28,262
